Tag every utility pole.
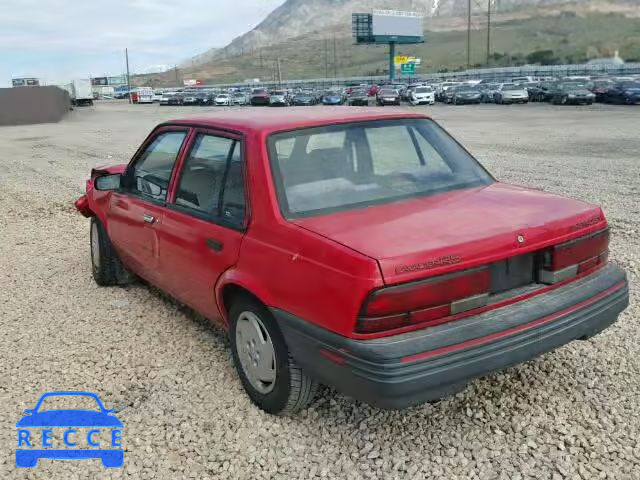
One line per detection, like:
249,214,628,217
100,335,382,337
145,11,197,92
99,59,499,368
277,58,282,85
174,65,179,87
125,48,132,104
389,42,396,82
333,35,337,78
467,0,471,68
486,0,492,66
324,38,329,78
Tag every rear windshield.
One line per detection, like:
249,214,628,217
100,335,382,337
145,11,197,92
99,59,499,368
268,119,493,218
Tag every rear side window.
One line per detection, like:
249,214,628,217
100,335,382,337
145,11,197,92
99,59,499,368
174,134,246,228
130,131,187,201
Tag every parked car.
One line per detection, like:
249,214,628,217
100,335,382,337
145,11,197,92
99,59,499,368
409,86,435,106
451,85,482,105
75,109,628,414
347,89,370,106
182,92,199,106
269,90,290,107
436,82,461,102
159,92,176,106
442,86,460,104
167,93,184,106
479,83,500,103
153,90,164,103
600,81,640,105
322,90,344,106
494,83,529,104
376,88,401,106
113,90,130,100
250,88,270,106
196,91,211,106
589,79,615,102
232,92,248,105
214,93,232,106
292,91,316,106
550,82,596,105
528,81,557,103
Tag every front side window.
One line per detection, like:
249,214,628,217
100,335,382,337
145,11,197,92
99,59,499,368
268,119,493,217
129,131,187,201
174,134,246,227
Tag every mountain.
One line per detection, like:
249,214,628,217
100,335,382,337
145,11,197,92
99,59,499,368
133,0,640,86
188,0,640,64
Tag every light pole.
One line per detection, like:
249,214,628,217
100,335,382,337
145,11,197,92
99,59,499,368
125,48,132,104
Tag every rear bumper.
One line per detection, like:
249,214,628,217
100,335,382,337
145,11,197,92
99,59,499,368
273,264,628,409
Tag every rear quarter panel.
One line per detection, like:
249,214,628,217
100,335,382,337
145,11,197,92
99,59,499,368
216,130,382,337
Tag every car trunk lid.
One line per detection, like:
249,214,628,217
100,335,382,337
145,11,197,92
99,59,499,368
293,183,606,285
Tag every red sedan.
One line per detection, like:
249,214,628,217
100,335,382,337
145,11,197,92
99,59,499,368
75,108,628,414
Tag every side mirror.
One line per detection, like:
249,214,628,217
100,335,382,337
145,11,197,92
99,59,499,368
95,174,121,191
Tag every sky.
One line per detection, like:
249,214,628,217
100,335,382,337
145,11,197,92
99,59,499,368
1,0,285,87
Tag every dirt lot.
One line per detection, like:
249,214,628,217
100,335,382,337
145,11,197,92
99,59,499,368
0,102,638,479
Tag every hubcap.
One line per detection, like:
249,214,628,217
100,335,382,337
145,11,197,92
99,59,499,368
235,312,276,394
90,222,100,269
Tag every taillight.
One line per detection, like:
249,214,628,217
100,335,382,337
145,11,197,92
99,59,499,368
539,229,609,284
357,268,489,334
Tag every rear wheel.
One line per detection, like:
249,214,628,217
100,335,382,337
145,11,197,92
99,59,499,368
229,296,319,415
90,217,133,286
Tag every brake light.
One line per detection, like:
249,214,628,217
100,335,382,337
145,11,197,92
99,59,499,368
357,268,489,334
539,229,609,284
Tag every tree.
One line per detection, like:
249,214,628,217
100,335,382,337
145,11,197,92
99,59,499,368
526,50,556,65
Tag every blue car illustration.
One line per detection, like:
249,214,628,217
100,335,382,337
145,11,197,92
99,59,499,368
16,391,123,468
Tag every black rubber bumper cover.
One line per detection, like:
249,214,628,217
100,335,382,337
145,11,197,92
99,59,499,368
272,264,629,409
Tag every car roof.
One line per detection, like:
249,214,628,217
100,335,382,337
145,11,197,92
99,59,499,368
168,108,429,134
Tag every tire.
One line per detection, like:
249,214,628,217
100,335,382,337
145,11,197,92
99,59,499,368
229,296,319,415
90,217,133,286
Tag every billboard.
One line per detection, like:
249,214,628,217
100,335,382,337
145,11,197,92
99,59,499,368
352,11,424,45
372,10,423,39
92,76,126,86
108,75,127,86
12,78,40,87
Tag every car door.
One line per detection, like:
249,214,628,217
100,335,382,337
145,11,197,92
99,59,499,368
157,130,248,322
107,128,190,283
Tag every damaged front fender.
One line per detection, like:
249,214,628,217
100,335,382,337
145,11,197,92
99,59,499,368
74,194,93,218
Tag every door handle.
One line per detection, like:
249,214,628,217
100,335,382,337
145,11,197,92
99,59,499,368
143,214,156,224
206,238,224,252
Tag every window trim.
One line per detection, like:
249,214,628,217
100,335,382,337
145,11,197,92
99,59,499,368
120,126,192,206
166,128,249,233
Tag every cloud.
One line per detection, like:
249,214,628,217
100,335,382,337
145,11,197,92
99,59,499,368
0,0,284,85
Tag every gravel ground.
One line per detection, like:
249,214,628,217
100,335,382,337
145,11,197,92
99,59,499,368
0,102,638,479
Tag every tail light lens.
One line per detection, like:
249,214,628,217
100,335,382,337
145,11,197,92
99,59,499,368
539,229,609,284
357,268,489,334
